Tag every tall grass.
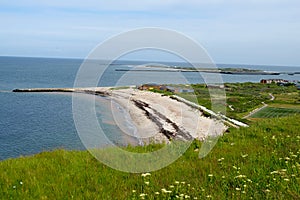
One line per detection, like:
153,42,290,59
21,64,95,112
0,116,299,199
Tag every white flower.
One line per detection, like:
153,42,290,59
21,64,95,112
175,181,180,184
13,186,16,189
141,173,151,177
235,175,246,179
155,192,160,195
139,193,147,197
132,190,136,193
162,188,172,193
19,181,23,185
208,174,213,177
218,158,225,162
241,154,248,158
144,181,149,185
169,185,174,188
235,188,241,191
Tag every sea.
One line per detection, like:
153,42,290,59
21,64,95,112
0,56,299,160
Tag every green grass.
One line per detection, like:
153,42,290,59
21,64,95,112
250,107,300,118
186,83,300,120
0,116,299,199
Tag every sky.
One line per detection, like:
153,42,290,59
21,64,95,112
0,0,300,66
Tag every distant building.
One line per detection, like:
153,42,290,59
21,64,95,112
138,83,168,91
260,79,289,84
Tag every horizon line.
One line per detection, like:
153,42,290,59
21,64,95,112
0,55,299,68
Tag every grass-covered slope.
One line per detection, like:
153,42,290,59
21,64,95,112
0,116,299,199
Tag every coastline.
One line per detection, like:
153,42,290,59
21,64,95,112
13,86,230,144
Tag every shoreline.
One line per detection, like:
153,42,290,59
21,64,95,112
12,86,236,144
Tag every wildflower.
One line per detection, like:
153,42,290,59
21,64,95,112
194,198,198,200
155,192,160,195
181,181,186,184
185,195,190,198
144,181,149,185
139,193,147,197
222,176,226,179
235,175,246,179
242,191,246,194
241,154,248,158
230,143,235,146
161,188,172,193
218,158,224,162
206,195,212,198
169,185,174,188
272,136,276,140
270,171,278,174
265,189,271,193
132,190,136,193
175,181,180,184
243,185,247,188
187,184,190,187
236,188,241,191
19,181,23,185
208,174,213,177
141,173,151,177
13,186,16,189
284,179,289,182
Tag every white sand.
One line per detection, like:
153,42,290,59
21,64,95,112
92,87,227,144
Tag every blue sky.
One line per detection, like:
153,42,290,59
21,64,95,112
1,0,300,66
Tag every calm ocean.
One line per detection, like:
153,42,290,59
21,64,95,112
0,56,299,160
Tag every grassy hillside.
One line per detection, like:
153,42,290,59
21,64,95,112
0,116,299,199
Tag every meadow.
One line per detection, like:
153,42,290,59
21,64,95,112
0,116,299,199
178,82,300,120
250,107,300,118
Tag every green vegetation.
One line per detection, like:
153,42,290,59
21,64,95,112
185,82,300,120
250,107,300,118
1,116,299,199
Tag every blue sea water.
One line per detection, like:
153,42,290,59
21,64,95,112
0,56,299,160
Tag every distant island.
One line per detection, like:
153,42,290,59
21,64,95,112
115,65,290,75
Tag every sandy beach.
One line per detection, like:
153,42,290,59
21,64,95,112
99,87,227,144
13,86,228,145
